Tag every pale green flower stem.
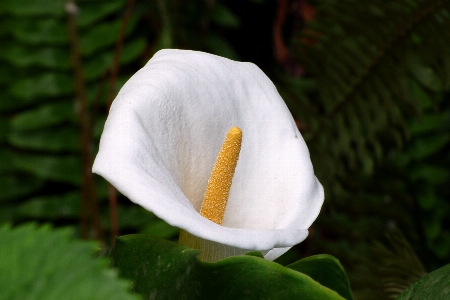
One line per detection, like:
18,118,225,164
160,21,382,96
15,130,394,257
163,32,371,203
179,230,269,262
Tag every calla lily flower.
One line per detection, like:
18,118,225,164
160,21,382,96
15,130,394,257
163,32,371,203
93,49,324,261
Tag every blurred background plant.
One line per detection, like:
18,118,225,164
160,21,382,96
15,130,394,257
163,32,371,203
0,0,449,299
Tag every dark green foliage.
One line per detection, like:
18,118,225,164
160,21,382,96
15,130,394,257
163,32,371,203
295,0,450,183
112,234,346,300
396,263,450,299
0,0,250,238
390,99,450,263
281,0,450,298
372,228,428,299
0,0,164,240
287,254,354,300
0,0,246,245
307,91,450,298
0,223,140,300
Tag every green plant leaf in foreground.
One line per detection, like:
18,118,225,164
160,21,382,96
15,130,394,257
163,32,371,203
287,254,354,300
0,223,140,300
396,263,450,300
112,234,345,300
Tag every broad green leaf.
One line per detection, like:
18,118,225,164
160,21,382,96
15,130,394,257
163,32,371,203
287,254,354,300
10,101,76,131
396,263,450,299
8,126,80,152
0,175,43,202
77,0,126,28
12,153,82,185
0,224,140,300
18,192,80,219
112,234,345,300
10,73,73,101
245,251,265,258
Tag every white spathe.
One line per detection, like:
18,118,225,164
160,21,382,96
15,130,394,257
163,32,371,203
93,49,324,261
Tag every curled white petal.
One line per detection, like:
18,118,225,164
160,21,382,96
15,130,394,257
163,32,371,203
93,49,324,259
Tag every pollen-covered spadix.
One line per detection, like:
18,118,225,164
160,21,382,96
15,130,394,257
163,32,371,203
199,126,242,225
93,49,324,261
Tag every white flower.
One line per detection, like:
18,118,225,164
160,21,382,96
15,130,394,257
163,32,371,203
93,49,324,261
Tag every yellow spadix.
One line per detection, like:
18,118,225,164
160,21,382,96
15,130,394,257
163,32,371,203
200,126,242,225
178,126,246,261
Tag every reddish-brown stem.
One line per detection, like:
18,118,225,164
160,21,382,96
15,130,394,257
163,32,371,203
106,0,136,245
273,0,305,76
107,0,136,107
108,184,119,244
66,0,104,241
273,0,290,66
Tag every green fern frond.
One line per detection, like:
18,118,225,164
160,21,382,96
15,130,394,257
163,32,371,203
0,223,141,300
372,227,428,299
294,0,450,177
